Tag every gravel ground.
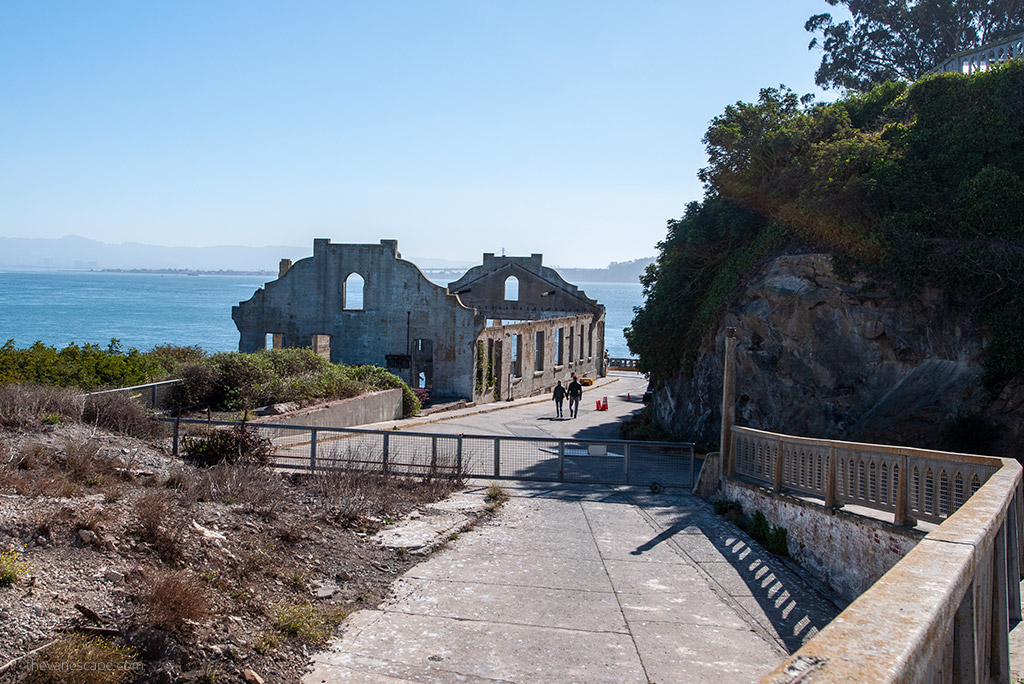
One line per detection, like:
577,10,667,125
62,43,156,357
0,423,476,683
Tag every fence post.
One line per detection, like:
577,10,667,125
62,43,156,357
825,447,837,508
493,437,501,477
382,432,390,474
431,436,438,473
623,443,631,484
457,434,464,475
558,441,565,481
309,428,317,472
172,413,180,458
773,439,784,492
720,328,738,476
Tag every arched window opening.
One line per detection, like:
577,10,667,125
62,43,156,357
343,273,365,310
504,276,519,302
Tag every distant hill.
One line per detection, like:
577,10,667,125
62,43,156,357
0,236,478,272
554,257,654,284
0,236,311,272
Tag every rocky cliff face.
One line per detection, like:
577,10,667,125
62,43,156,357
655,253,1024,459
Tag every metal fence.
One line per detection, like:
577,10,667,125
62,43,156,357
86,379,181,410
164,418,697,488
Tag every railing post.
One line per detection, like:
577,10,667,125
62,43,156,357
558,440,565,481
772,439,784,492
382,432,390,474
431,435,438,473
493,437,501,477
894,452,913,526
456,434,463,475
689,444,695,491
825,447,837,508
720,327,738,476
623,443,631,484
309,428,317,472
993,523,1011,682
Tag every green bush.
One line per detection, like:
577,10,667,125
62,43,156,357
181,423,273,468
630,62,1024,390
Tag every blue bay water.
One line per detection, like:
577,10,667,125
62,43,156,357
0,271,642,358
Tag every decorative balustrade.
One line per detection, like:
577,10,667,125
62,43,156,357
607,357,639,370
732,426,999,525
930,31,1024,76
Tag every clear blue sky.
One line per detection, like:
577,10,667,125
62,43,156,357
0,1,839,268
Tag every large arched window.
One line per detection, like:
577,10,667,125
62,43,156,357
504,276,519,301
343,273,365,310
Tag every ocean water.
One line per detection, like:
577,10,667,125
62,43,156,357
0,270,643,358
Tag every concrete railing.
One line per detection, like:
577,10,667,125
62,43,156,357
930,31,1024,75
731,426,999,526
739,427,1024,683
608,357,639,370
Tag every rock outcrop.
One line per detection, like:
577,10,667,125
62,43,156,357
654,253,1024,459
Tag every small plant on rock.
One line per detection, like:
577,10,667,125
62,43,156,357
0,549,31,586
23,633,138,684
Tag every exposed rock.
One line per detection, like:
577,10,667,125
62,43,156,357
655,253,1023,459
77,529,96,545
242,667,265,684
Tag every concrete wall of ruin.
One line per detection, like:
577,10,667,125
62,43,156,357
448,253,603,321
232,239,484,400
471,313,605,404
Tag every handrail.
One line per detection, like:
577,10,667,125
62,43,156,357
731,425,999,525
929,31,1024,75
761,451,1022,683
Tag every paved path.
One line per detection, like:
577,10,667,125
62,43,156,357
304,482,840,683
304,381,841,683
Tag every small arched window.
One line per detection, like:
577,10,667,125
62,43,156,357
504,276,519,301
343,273,365,310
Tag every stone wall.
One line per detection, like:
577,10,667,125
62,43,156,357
720,479,922,601
655,252,1024,460
250,389,403,429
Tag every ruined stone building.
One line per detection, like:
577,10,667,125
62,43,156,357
232,239,606,403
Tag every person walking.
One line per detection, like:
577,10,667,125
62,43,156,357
552,380,566,418
567,375,582,418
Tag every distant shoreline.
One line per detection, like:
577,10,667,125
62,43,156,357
99,268,275,276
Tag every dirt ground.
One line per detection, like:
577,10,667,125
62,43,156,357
0,422,474,683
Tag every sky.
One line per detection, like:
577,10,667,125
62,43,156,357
0,1,841,268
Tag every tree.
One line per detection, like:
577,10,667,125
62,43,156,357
806,0,1024,91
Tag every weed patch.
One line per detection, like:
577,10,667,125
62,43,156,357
0,549,31,586
23,633,138,684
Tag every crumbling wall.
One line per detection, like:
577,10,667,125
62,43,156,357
233,239,483,400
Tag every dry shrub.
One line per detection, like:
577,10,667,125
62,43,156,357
181,423,272,468
134,491,185,564
23,633,138,684
82,392,167,440
185,462,285,514
0,383,83,429
3,443,79,498
61,438,119,487
141,570,210,632
309,445,463,524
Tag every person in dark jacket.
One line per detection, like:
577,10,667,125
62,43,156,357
552,380,566,418
567,375,582,418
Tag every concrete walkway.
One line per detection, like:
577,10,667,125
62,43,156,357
304,481,841,683
304,373,841,683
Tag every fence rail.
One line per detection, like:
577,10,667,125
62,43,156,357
85,379,181,410
162,418,697,488
731,426,999,525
